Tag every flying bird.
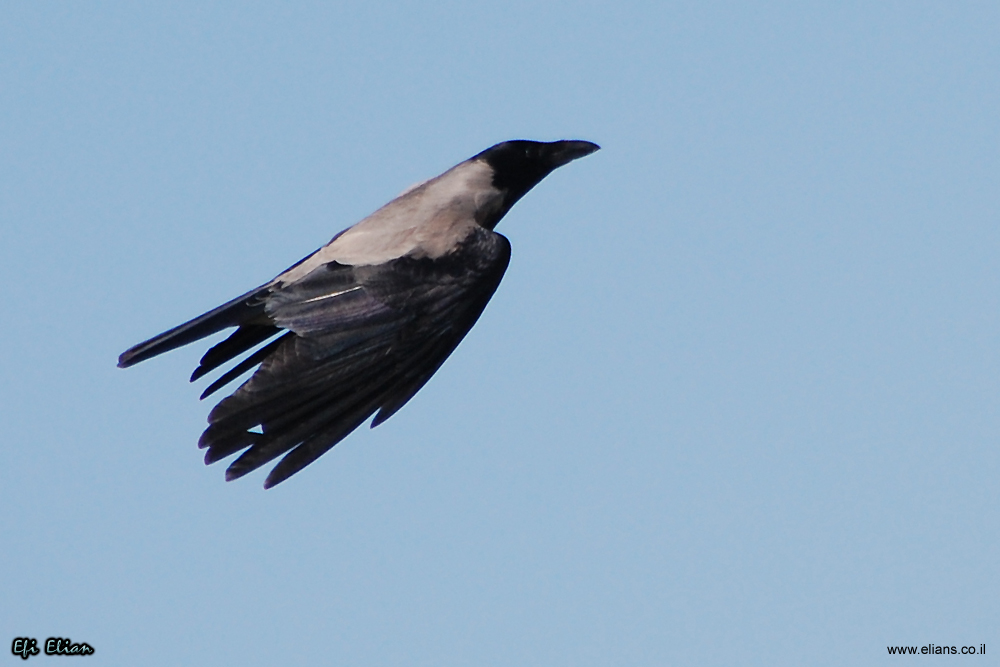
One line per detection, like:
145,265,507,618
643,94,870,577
119,139,599,488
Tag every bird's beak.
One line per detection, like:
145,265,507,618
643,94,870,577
547,140,601,168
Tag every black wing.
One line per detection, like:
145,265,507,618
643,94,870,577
193,227,511,488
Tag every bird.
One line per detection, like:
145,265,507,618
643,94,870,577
118,139,600,488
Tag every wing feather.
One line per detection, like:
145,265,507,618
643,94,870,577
191,325,282,382
193,227,510,486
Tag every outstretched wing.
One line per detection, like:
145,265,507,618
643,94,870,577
198,227,511,488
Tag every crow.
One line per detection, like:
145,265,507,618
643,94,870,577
119,139,600,488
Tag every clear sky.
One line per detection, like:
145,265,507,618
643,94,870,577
2,2,996,665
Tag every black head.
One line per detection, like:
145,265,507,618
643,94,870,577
475,139,600,215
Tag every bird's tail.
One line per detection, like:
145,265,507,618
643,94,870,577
118,286,271,368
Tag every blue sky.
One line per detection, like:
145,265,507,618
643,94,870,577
2,2,996,665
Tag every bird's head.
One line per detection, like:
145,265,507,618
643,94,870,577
474,139,600,224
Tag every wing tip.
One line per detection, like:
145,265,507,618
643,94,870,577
262,456,300,489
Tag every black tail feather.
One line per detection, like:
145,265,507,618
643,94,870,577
117,286,270,368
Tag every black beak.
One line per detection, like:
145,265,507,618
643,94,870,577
546,140,601,168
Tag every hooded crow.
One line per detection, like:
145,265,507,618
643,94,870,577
119,139,600,488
